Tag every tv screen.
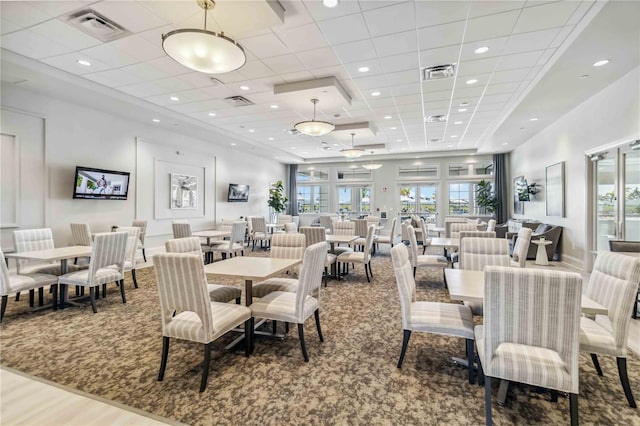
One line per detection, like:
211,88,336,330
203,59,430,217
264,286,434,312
515,177,530,201
228,183,249,202
73,166,130,200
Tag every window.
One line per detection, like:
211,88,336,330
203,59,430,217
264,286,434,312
336,167,371,181
399,184,437,217
338,185,371,214
448,161,494,176
449,182,475,214
398,164,438,178
297,168,328,182
297,185,328,213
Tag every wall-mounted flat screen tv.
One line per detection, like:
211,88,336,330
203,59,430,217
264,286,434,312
514,176,530,202
73,166,130,200
228,183,249,202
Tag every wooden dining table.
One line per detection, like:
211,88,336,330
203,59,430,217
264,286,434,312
192,229,230,245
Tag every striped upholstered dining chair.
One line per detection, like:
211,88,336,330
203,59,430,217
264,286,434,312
391,244,475,384
405,224,448,279
451,230,496,267
252,233,306,299
580,251,640,408
165,237,241,304
250,242,327,362
337,224,376,282
608,240,640,319
510,227,533,268
171,221,214,263
109,226,140,290
476,266,583,426
131,219,148,263
299,226,335,286
154,252,251,392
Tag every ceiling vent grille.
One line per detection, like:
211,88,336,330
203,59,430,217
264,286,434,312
65,9,130,42
426,115,447,123
423,64,456,81
428,138,443,144
224,96,254,107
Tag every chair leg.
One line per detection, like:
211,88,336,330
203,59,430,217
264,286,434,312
102,283,107,298
617,357,637,408
569,393,579,426
397,329,411,368
413,266,416,278
235,297,241,305
29,289,35,307
14,292,20,302
119,279,126,304
89,287,97,313
314,309,324,342
244,319,252,357
466,339,475,384
364,264,370,283
272,320,278,335
551,390,558,402
632,298,638,319
0,295,7,321
485,376,493,426
298,323,309,362
52,285,58,311
132,269,138,289
158,336,170,381
200,342,212,392
478,357,485,386
368,261,373,277
142,248,147,263
38,287,44,306
590,353,603,376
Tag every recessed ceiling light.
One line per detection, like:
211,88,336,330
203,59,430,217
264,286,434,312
454,121,463,125
358,66,370,73
231,143,237,146
451,135,458,138
152,119,160,123
396,138,402,142
474,46,489,54
502,143,509,146
248,129,255,133
323,0,338,7
270,105,279,109
458,108,468,112
390,126,397,130
459,102,469,107
332,143,339,146
371,91,381,96
170,96,179,101
77,59,91,66
593,59,609,67
208,112,216,117
530,117,539,121
267,137,274,141
466,79,478,85
240,85,249,90
384,115,392,119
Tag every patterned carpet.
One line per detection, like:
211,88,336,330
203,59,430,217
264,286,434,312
1,245,639,425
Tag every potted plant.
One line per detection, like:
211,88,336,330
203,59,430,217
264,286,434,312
475,179,498,215
268,180,288,223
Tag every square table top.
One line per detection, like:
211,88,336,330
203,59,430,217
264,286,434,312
326,235,358,244
203,256,300,281
444,268,607,316
430,237,460,248
4,246,93,262
192,230,231,238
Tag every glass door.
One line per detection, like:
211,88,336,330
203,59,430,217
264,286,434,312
595,154,616,251
622,148,640,240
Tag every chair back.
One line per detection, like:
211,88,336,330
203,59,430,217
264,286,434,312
319,216,333,232
88,232,128,281
390,244,415,330
486,219,496,232
0,250,11,295
172,222,192,239
406,224,419,268
332,221,355,236
115,226,140,266
165,236,202,255
362,224,376,262
299,226,327,248
586,252,640,353
449,223,479,239
418,218,429,244
132,219,147,243
154,253,214,342
609,240,640,252
251,217,267,235
366,216,380,225
512,227,532,268
70,223,93,246
459,231,496,240
230,221,247,245
483,266,582,393
284,222,297,233
277,214,292,225
388,217,398,239
458,237,510,271
13,228,56,273
270,233,306,260
352,219,368,238
294,242,327,317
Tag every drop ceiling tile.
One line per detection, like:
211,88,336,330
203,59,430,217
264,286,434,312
91,1,169,33
144,93,196,107
137,24,174,45
549,25,575,48
535,48,556,67
385,69,419,86
378,52,419,74
296,47,341,69
504,28,561,54
1,18,22,35
0,2,51,29
174,100,232,114
352,75,390,91
303,1,363,23
40,52,113,74
240,33,290,59
80,40,140,68
491,68,532,84
513,1,580,33
331,39,378,64
464,10,520,42
263,54,306,74
419,45,460,67
176,72,219,89
368,97,397,108
118,81,167,98
363,1,416,37
1,29,73,59
460,36,509,61
498,50,544,70
138,1,200,25
417,21,465,50
457,57,499,76
27,1,87,18
176,86,236,102
279,71,316,83
277,1,315,28
121,58,183,81
312,65,350,80
274,23,328,52
108,35,165,62
415,1,471,28
373,30,418,58
210,70,247,84
316,13,369,45
468,1,526,18
84,68,144,87
28,19,101,51
237,60,275,80
421,78,455,93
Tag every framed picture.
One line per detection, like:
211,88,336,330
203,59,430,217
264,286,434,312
546,162,565,217
170,173,198,209
513,176,524,215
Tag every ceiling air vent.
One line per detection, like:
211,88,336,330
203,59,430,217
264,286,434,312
428,138,443,144
224,96,254,107
423,64,456,81
65,9,130,42
426,115,447,123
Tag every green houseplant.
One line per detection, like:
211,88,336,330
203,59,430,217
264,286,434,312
268,180,288,221
475,179,498,215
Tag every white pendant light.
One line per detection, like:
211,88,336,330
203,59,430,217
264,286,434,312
340,133,365,158
162,0,246,74
294,99,335,137
362,150,382,169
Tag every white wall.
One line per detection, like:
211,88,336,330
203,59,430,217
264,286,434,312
0,83,286,250
509,66,640,269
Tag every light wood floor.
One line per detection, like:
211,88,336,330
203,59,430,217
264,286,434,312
0,367,184,426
